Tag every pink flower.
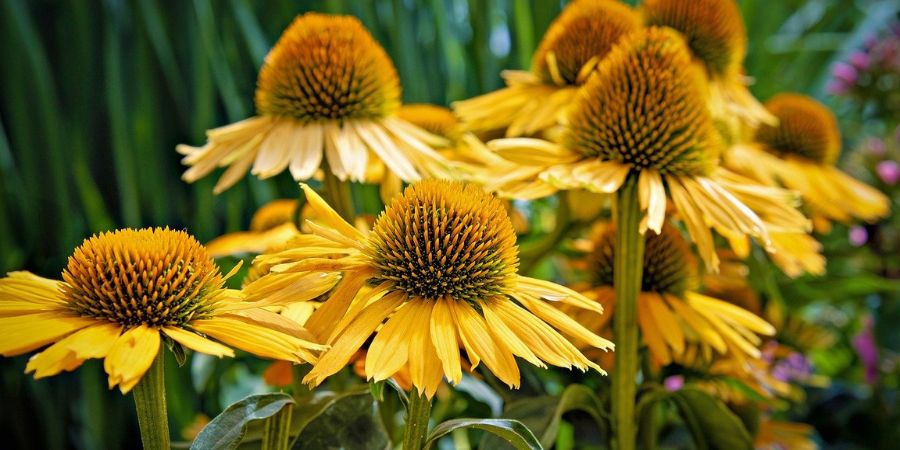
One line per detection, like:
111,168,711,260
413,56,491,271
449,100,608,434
876,160,900,185
831,62,858,85
849,226,868,247
849,51,871,70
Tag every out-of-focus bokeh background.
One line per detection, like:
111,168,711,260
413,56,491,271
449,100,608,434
1,0,898,449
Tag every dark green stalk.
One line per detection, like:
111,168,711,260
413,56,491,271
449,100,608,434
321,162,355,222
611,174,645,450
261,403,293,450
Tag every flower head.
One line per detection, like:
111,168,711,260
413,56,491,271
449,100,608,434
641,0,746,78
578,224,775,367
565,26,719,177
453,0,640,136
640,0,775,127
755,94,841,166
727,93,890,225
488,28,807,270
249,181,613,397
0,228,322,393
178,13,450,193
532,0,641,86
255,14,400,123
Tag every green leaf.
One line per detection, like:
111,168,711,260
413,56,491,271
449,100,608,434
289,389,390,450
426,418,542,450
670,387,753,450
481,384,604,449
191,392,294,450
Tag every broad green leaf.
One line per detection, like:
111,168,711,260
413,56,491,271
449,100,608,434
191,393,294,450
670,387,753,450
426,418,542,450
481,384,604,449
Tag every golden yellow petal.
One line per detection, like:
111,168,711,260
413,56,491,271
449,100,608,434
450,301,520,388
429,298,463,385
25,322,122,378
0,312,96,356
365,302,415,381
104,325,161,394
163,327,234,358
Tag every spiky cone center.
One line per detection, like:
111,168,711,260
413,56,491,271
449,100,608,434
62,228,223,327
641,0,747,78
368,180,519,302
254,13,401,123
531,0,641,85
754,94,841,165
589,225,699,296
565,27,720,176
396,104,463,144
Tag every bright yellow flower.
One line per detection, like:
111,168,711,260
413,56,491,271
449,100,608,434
727,93,890,230
247,181,613,397
640,0,775,129
0,228,324,393
755,419,817,450
453,0,640,136
487,28,808,270
205,199,300,257
577,224,775,367
177,13,451,194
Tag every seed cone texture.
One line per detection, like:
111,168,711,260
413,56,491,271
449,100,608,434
531,0,641,85
396,104,462,142
254,13,400,122
368,180,519,302
641,0,747,78
590,225,699,297
565,27,720,176
62,228,223,327
755,93,841,165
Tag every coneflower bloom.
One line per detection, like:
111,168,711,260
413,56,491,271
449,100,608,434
205,199,300,257
453,0,640,136
640,0,776,128
726,93,890,230
0,228,324,393
486,28,807,270
177,13,450,194
248,181,613,397
576,224,775,367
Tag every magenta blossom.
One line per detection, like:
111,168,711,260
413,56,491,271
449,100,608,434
876,160,899,185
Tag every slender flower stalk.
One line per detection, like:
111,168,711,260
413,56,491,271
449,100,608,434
402,391,433,450
611,175,644,450
132,350,169,450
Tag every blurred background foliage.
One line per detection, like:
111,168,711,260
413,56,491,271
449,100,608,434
1,0,898,449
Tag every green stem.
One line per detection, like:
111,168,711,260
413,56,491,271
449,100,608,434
321,161,355,222
611,174,645,450
402,390,433,450
261,403,293,450
132,350,170,450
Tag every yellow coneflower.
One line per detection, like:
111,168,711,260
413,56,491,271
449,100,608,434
177,13,450,194
727,93,890,231
0,228,323,393
487,28,807,270
248,181,613,398
577,224,775,367
205,199,300,257
453,0,640,137
640,0,775,128
755,419,817,450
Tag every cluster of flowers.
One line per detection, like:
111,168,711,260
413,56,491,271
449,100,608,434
0,0,891,448
827,21,900,112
